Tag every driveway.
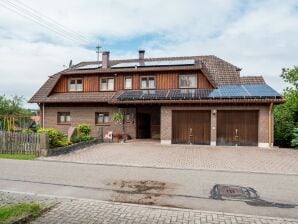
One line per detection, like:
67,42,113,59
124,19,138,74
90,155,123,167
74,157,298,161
39,141,298,174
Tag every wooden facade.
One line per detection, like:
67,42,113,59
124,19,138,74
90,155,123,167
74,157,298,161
52,70,213,93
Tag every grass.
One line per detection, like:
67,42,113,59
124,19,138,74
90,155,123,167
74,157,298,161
0,154,37,160
0,203,42,223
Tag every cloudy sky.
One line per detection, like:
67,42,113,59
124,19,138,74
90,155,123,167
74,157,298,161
0,0,297,108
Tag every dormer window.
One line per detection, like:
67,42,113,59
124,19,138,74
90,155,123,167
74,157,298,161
100,77,114,91
179,75,197,88
141,76,155,89
69,78,83,92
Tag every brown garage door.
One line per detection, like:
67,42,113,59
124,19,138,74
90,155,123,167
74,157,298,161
172,110,210,145
217,110,258,146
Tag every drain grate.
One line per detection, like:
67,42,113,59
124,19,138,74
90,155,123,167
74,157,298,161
210,184,296,209
210,184,258,200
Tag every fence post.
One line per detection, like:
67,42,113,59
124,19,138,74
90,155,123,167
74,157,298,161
40,133,49,157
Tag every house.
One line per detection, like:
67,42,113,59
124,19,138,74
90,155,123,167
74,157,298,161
29,50,284,147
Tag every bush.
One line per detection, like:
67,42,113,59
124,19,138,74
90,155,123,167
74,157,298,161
71,124,92,144
37,128,69,148
77,124,91,136
72,134,92,143
291,128,298,148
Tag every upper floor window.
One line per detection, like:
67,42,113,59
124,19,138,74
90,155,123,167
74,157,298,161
57,112,71,124
95,112,109,125
141,76,155,89
100,77,114,91
179,75,197,88
69,79,83,91
124,76,132,89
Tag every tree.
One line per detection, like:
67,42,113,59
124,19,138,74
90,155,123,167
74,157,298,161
0,95,31,115
274,66,298,148
112,111,126,143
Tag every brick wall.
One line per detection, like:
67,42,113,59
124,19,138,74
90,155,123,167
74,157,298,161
161,105,271,147
43,105,136,139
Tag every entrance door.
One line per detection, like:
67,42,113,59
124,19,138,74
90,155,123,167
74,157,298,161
216,110,258,146
172,110,211,145
137,113,151,139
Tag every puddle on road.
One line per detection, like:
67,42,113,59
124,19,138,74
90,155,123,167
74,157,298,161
106,180,176,206
210,184,296,208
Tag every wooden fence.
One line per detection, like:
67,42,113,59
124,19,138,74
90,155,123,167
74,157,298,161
0,131,47,155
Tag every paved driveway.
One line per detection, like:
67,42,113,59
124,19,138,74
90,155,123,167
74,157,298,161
40,141,298,174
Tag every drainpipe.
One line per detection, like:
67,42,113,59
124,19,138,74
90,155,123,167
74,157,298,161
268,102,273,147
42,103,45,129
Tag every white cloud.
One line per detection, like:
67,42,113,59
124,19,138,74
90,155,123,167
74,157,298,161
0,0,297,108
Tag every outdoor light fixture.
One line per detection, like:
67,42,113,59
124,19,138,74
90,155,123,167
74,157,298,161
212,110,216,115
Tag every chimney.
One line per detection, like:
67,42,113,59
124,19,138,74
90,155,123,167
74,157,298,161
139,50,145,66
102,51,110,69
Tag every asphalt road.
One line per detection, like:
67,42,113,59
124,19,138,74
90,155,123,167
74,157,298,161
0,159,297,219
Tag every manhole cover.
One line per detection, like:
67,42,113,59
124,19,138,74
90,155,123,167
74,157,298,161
210,184,259,200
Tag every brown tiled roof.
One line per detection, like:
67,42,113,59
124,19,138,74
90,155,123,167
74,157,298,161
110,98,285,104
240,76,266,84
35,92,116,103
29,73,62,103
29,54,246,103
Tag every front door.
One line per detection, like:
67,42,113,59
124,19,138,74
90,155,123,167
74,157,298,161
137,113,151,139
172,110,211,145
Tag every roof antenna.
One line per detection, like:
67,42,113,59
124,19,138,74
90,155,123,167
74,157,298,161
96,44,101,61
69,59,73,68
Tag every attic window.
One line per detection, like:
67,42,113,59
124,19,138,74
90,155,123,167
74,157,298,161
69,78,83,92
179,75,197,88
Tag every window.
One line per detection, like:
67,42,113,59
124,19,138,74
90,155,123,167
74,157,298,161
69,79,83,91
96,112,109,125
100,78,114,91
124,77,132,89
179,75,197,88
57,112,71,124
140,76,155,89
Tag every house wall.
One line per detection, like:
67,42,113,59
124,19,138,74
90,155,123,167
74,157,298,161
42,104,137,139
52,70,213,93
160,105,271,147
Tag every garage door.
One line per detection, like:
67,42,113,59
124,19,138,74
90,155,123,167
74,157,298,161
172,110,210,145
217,110,258,146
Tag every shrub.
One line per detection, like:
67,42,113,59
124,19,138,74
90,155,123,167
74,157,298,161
71,124,92,144
37,128,69,148
72,134,91,143
291,128,298,148
77,124,91,136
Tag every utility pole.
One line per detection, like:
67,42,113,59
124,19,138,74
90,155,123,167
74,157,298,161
96,45,101,61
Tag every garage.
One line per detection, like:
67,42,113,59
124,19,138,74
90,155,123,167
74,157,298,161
172,110,210,145
216,110,258,146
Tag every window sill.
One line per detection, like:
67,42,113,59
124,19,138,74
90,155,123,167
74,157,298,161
95,124,110,126
57,123,71,125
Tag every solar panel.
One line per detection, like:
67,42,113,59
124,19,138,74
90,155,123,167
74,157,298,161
75,64,101,70
142,59,195,67
243,85,280,97
111,62,139,68
111,59,195,68
116,85,281,101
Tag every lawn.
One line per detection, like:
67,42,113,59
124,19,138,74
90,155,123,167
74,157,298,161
0,154,37,160
0,203,42,223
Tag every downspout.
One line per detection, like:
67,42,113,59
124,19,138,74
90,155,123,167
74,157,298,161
42,103,45,129
268,102,273,147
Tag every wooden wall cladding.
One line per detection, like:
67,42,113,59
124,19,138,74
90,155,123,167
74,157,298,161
53,76,68,92
52,70,214,93
84,75,99,92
